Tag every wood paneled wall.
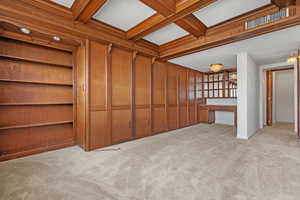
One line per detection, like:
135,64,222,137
0,38,75,161
77,40,205,151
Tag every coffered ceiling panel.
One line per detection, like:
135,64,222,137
193,0,271,27
144,23,189,45
93,0,156,31
49,0,75,8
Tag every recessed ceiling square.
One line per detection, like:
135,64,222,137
193,0,271,27
144,23,189,45
93,0,156,31
49,0,75,8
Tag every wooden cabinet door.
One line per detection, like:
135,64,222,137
188,71,197,125
89,41,111,150
153,61,167,134
111,48,132,143
134,55,151,138
112,110,132,143
167,64,179,130
179,68,188,128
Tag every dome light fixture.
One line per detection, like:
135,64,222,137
53,36,61,42
230,73,237,80
209,64,223,72
287,55,297,64
20,27,31,35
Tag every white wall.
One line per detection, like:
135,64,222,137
237,52,260,139
274,70,294,123
206,99,237,125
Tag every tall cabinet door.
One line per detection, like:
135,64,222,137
111,48,133,143
167,63,179,130
134,55,151,139
89,41,111,150
188,70,197,125
179,68,188,128
152,61,167,134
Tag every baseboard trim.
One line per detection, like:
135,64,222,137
0,139,76,161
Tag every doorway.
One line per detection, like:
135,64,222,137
266,68,295,127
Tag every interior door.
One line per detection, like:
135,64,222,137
266,71,273,126
111,47,132,143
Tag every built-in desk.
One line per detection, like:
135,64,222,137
198,104,237,127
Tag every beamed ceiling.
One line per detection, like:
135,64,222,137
1,0,299,64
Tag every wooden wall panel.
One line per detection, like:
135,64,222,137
112,109,132,143
90,41,107,107
0,58,72,85
76,44,87,149
167,64,179,130
111,47,132,143
152,61,167,134
111,48,132,106
0,105,72,128
0,124,74,159
152,106,167,134
135,55,151,138
168,106,178,130
90,111,110,149
135,108,151,138
188,71,197,125
0,82,73,105
179,68,188,127
88,41,111,149
0,38,72,67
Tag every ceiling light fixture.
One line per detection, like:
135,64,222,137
209,64,223,72
53,36,61,42
230,73,237,80
287,55,297,64
20,27,31,35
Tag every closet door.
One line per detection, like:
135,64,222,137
134,55,151,139
152,61,167,134
179,68,189,128
188,70,197,125
89,41,111,150
167,64,179,130
111,48,133,143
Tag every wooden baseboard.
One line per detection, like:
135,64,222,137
0,139,76,161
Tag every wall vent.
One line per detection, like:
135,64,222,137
245,8,289,30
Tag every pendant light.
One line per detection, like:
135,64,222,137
209,64,224,72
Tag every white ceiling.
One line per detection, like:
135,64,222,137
144,23,189,45
193,0,271,27
170,25,300,71
93,0,156,31
49,0,75,8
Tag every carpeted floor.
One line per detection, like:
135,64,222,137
0,123,300,200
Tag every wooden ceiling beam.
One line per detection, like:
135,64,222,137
127,0,216,40
175,14,206,37
71,0,107,23
159,4,300,59
139,0,176,17
271,0,296,8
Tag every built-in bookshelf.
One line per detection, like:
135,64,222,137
202,69,237,99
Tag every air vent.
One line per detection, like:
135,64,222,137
245,8,289,30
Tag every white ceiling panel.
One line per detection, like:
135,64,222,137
193,0,271,27
49,0,75,8
93,0,156,31
144,23,189,45
170,25,300,71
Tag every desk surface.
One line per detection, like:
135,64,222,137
198,104,237,112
